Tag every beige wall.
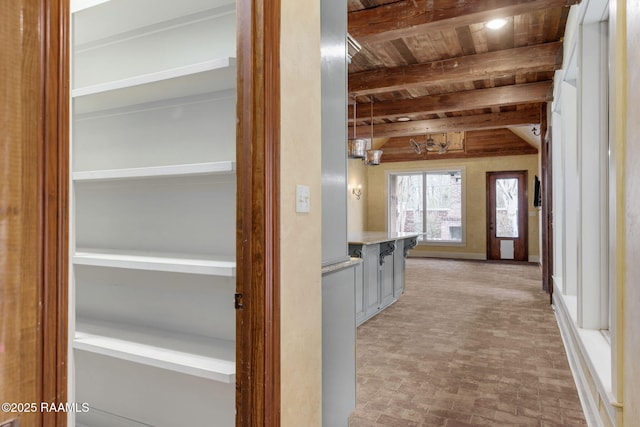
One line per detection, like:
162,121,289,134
280,1,323,425
366,154,540,260
347,158,368,233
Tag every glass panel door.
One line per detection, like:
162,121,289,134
486,171,528,261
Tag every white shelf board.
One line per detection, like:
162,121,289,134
77,407,152,427
71,0,110,14
73,161,236,182
73,58,236,114
73,250,236,276
72,0,234,40
74,321,235,383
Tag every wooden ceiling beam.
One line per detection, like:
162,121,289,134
349,0,580,45
348,81,553,121
349,42,562,96
352,109,541,139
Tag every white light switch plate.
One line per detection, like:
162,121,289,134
296,185,310,213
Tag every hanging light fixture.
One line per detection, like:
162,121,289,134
347,97,368,159
364,100,383,165
409,132,452,154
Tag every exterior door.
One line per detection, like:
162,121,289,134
487,171,529,261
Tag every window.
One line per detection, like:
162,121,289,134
389,170,463,243
495,178,519,238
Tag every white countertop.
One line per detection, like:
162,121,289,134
348,231,422,245
321,257,363,275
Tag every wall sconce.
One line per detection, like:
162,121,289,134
351,185,362,200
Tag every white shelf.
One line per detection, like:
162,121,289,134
72,0,234,40
73,321,235,383
73,161,235,182
73,58,236,114
77,407,151,427
73,250,236,276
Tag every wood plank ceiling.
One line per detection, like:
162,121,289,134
347,0,578,162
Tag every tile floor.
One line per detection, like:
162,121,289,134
349,258,587,427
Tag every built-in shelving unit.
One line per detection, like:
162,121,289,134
70,0,237,425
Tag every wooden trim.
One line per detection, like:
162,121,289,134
486,171,529,262
236,0,281,425
0,1,68,425
1,3,42,426
41,1,70,424
541,103,554,300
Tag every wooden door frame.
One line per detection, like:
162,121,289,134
43,2,70,425
1,1,69,426
236,1,281,426
25,0,281,425
486,170,529,262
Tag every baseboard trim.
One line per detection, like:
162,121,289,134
409,252,542,264
409,251,486,260
553,292,616,427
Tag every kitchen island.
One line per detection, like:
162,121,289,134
348,232,420,326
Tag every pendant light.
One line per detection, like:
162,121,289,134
364,100,383,165
347,98,367,159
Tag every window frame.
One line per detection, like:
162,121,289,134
387,167,466,246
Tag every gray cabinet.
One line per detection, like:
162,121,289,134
319,0,355,424
349,242,381,324
322,264,358,427
350,235,417,326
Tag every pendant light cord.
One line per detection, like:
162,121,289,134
370,100,373,144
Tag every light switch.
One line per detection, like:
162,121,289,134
296,185,310,213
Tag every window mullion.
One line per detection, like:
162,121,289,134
423,172,427,239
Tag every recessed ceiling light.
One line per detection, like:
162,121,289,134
486,18,507,30
396,117,411,122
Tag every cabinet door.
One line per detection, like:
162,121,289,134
393,241,405,298
363,244,381,317
379,241,396,308
354,261,365,324
322,267,356,427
